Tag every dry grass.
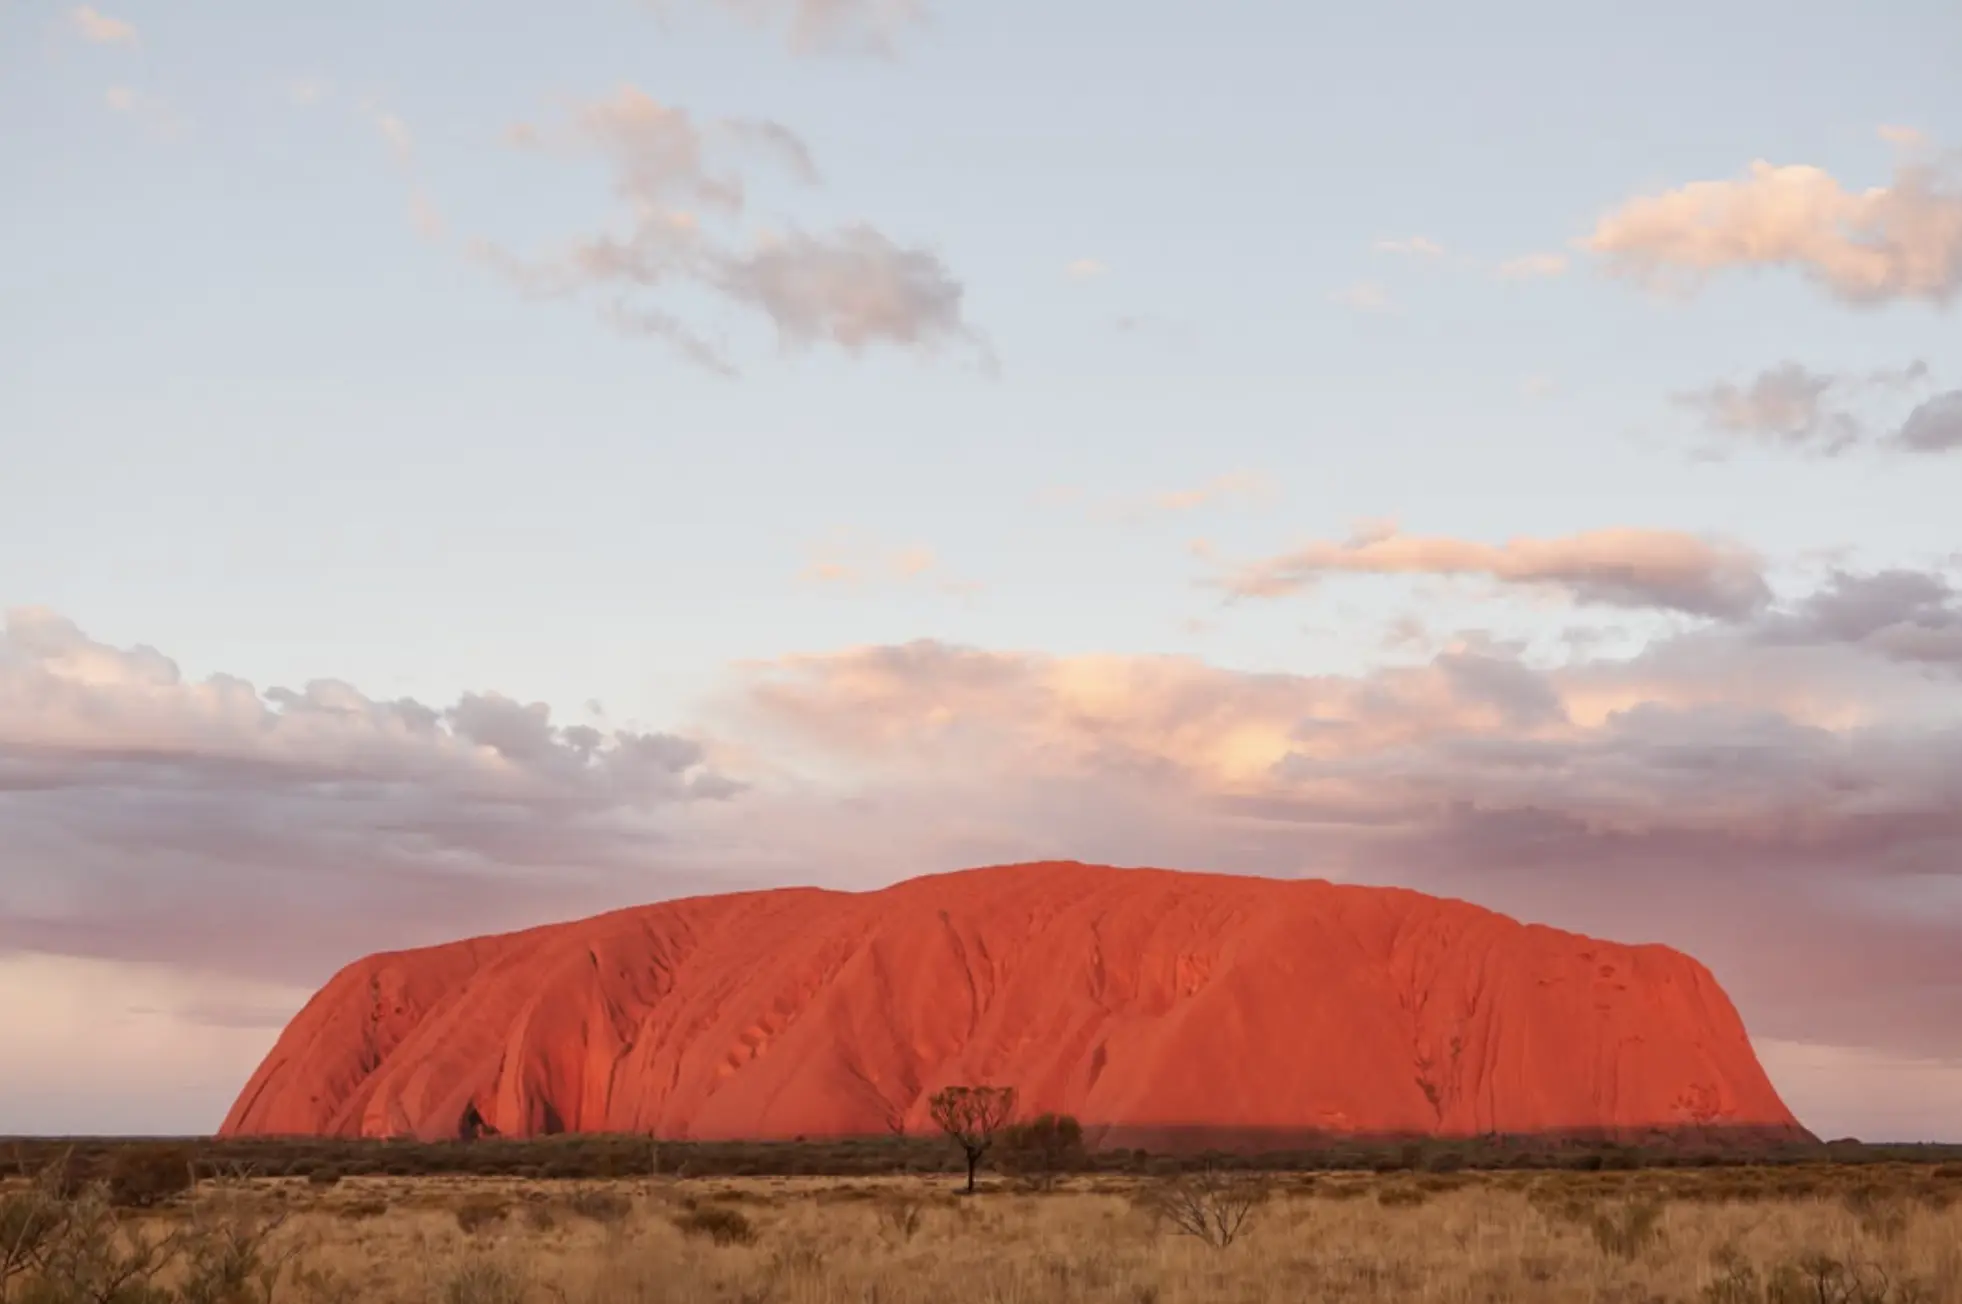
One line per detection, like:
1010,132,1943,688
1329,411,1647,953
10,1164,1962,1303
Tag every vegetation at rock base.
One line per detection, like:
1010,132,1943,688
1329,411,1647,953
5,1143,1962,1302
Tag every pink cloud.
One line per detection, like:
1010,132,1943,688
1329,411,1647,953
1213,524,1771,618
1584,158,1962,305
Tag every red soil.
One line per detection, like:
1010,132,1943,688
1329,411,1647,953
220,862,1807,1146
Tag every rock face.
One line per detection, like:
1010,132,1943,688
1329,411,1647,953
221,863,1808,1146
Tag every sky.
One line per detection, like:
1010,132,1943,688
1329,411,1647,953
2,0,1960,1141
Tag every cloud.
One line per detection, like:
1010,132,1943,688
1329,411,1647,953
1330,281,1394,313
1498,252,1569,279
713,225,974,353
796,533,977,595
102,86,183,137
409,188,446,242
286,78,332,107
1583,158,1962,305
658,0,928,55
1892,390,1962,454
70,5,135,44
482,87,977,369
1093,472,1277,523
1213,523,1772,618
0,608,742,988
1673,363,1862,455
1064,258,1108,280
1674,362,1948,457
362,102,414,163
1755,569,1962,667
1374,237,1445,257
1877,124,1929,150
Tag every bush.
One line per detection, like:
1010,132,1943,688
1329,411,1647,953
1587,1200,1665,1260
106,1145,198,1209
997,1114,1085,1191
440,1260,531,1304
564,1185,633,1224
671,1205,756,1246
1135,1169,1266,1250
877,1196,926,1243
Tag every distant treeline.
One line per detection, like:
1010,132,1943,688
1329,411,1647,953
5,1131,1959,1184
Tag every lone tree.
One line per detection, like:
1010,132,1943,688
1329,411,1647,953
928,1084,1017,1193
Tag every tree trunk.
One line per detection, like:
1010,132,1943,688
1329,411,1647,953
965,1148,979,1194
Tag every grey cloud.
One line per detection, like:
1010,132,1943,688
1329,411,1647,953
711,224,972,352
482,88,975,370
1756,569,1962,665
1673,363,1863,454
0,608,741,986
1893,390,1962,453
1673,361,1944,457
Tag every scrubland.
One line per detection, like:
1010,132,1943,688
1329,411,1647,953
8,1148,1962,1303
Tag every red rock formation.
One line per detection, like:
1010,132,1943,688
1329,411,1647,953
220,863,1808,1146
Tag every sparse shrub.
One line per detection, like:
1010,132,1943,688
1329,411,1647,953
564,1186,632,1224
304,1168,342,1189
1377,1185,1428,1208
336,1197,387,1221
877,1196,926,1243
439,1259,530,1304
452,1196,510,1235
1704,1249,1932,1304
1587,1199,1665,1260
105,1145,197,1209
173,1208,294,1304
1842,1187,1910,1240
1136,1169,1266,1250
671,1205,755,1246
0,1165,73,1294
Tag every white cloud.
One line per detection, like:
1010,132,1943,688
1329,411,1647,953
1064,257,1108,280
